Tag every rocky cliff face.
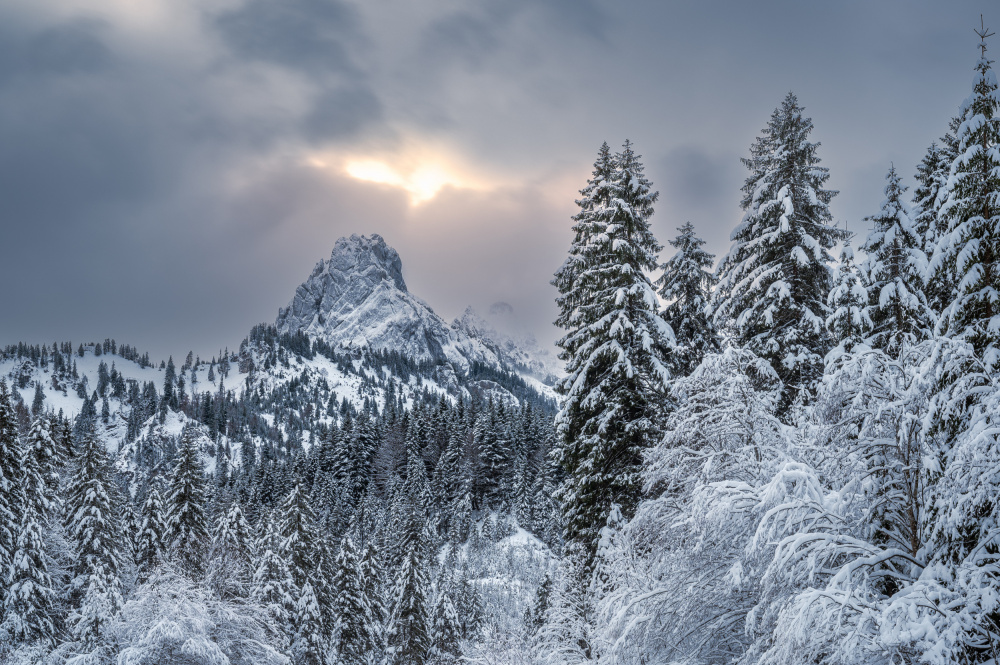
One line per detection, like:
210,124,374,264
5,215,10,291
275,234,500,370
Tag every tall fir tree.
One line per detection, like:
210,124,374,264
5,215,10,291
933,31,1000,368
918,118,964,315
428,589,463,665
656,221,719,376
207,500,254,600
2,417,59,646
165,426,209,577
386,547,431,665
386,444,433,665
551,140,674,569
252,514,296,629
291,580,326,665
913,142,951,251
712,92,843,408
279,482,318,591
64,421,123,645
135,485,167,582
826,242,872,357
0,380,20,593
860,165,931,354
358,540,386,665
330,537,378,665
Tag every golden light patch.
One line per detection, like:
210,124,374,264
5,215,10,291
308,142,489,205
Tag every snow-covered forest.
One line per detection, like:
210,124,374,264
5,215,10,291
2,24,1000,665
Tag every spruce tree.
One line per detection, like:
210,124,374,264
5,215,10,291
64,422,123,645
4,503,57,645
934,32,1000,368
31,382,45,416
279,482,318,591
386,547,431,665
860,166,931,354
330,537,378,665
358,540,386,665
165,426,209,577
712,92,843,407
2,417,59,646
0,380,20,586
252,514,296,628
657,221,719,375
135,485,167,581
208,500,253,600
551,140,673,568
826,242,871,356
386,444,433,665
913,141,950,251
428,590,462,664
292,581,326,665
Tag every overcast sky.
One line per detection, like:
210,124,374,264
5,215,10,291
0,0,990,361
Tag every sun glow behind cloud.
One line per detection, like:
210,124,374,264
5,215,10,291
308,141,490,205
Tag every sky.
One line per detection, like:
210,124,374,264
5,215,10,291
0,0,990,362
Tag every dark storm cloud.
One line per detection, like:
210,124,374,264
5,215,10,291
213,0,363,75
0,0,994,361
303,85,384,141
0,17,113,83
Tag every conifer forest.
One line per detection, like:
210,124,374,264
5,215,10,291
3,17,1000,665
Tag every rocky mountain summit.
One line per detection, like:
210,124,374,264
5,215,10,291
275,234,557,388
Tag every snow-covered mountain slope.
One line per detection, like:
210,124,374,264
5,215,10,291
452,303,562,387
275,234,503,372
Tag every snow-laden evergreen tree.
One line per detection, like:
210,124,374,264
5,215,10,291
20,416,60,525
860,165,931,354
291,580,326,665
385,445,433,665
385,547,431,665
433,428,464,533
551,140,674,569
913,142,950,251
428,589,462,665
712,92,843,408
475,408,508,508
4,502,57,647
252,514,295,629
135,485,167,582
918,119,963,315
0,380,20,592
166,426,210,577
825,242,871,357
933,31,1000,369
279,482,318,592
64,421,123,647
208,500,253,600
358,540,386,665
2,419,59,647
330,537,377,665
657,221,718,375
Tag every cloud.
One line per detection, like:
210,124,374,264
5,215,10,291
0,0,993,364
213,0,363,75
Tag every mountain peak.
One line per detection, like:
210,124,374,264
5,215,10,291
328,233,407,292
276,234,503,370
